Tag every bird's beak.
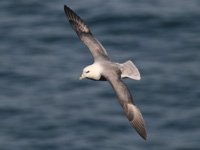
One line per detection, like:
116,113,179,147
79,74,85,80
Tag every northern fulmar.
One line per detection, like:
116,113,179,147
64,5,147,140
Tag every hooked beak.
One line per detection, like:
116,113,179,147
79,75,85,80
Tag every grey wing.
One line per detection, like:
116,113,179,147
64,5,109,61
106,75,147,140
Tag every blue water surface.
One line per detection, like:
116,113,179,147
0,0,200,150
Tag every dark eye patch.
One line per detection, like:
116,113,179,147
86,71,90,73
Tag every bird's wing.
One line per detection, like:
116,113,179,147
106,75,147,140
64,5,109,61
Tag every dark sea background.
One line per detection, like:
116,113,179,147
0,0,200,150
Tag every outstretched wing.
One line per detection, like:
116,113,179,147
106,75,147,140
64,5,109,61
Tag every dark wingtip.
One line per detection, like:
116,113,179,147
138,129,147,140
64,5,67,11
64,5,67,12
141,127,147,140
63,4,91,34
64,4,70,19
139,125,147,140
64,4,73,20
143,134,147,140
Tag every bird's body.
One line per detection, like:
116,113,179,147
64,5,147,140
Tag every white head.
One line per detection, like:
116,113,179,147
79,63,102,81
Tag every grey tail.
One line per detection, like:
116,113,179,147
120,60,141,80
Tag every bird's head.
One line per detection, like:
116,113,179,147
79,63,102,81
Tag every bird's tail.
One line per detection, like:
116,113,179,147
120,60,141,80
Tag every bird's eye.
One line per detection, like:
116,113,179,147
86,71,90,73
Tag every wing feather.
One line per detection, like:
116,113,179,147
106,75,147,140
64,5,109,60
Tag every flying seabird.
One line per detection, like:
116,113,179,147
64,5,147,140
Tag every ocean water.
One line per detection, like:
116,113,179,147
0,0,200,150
